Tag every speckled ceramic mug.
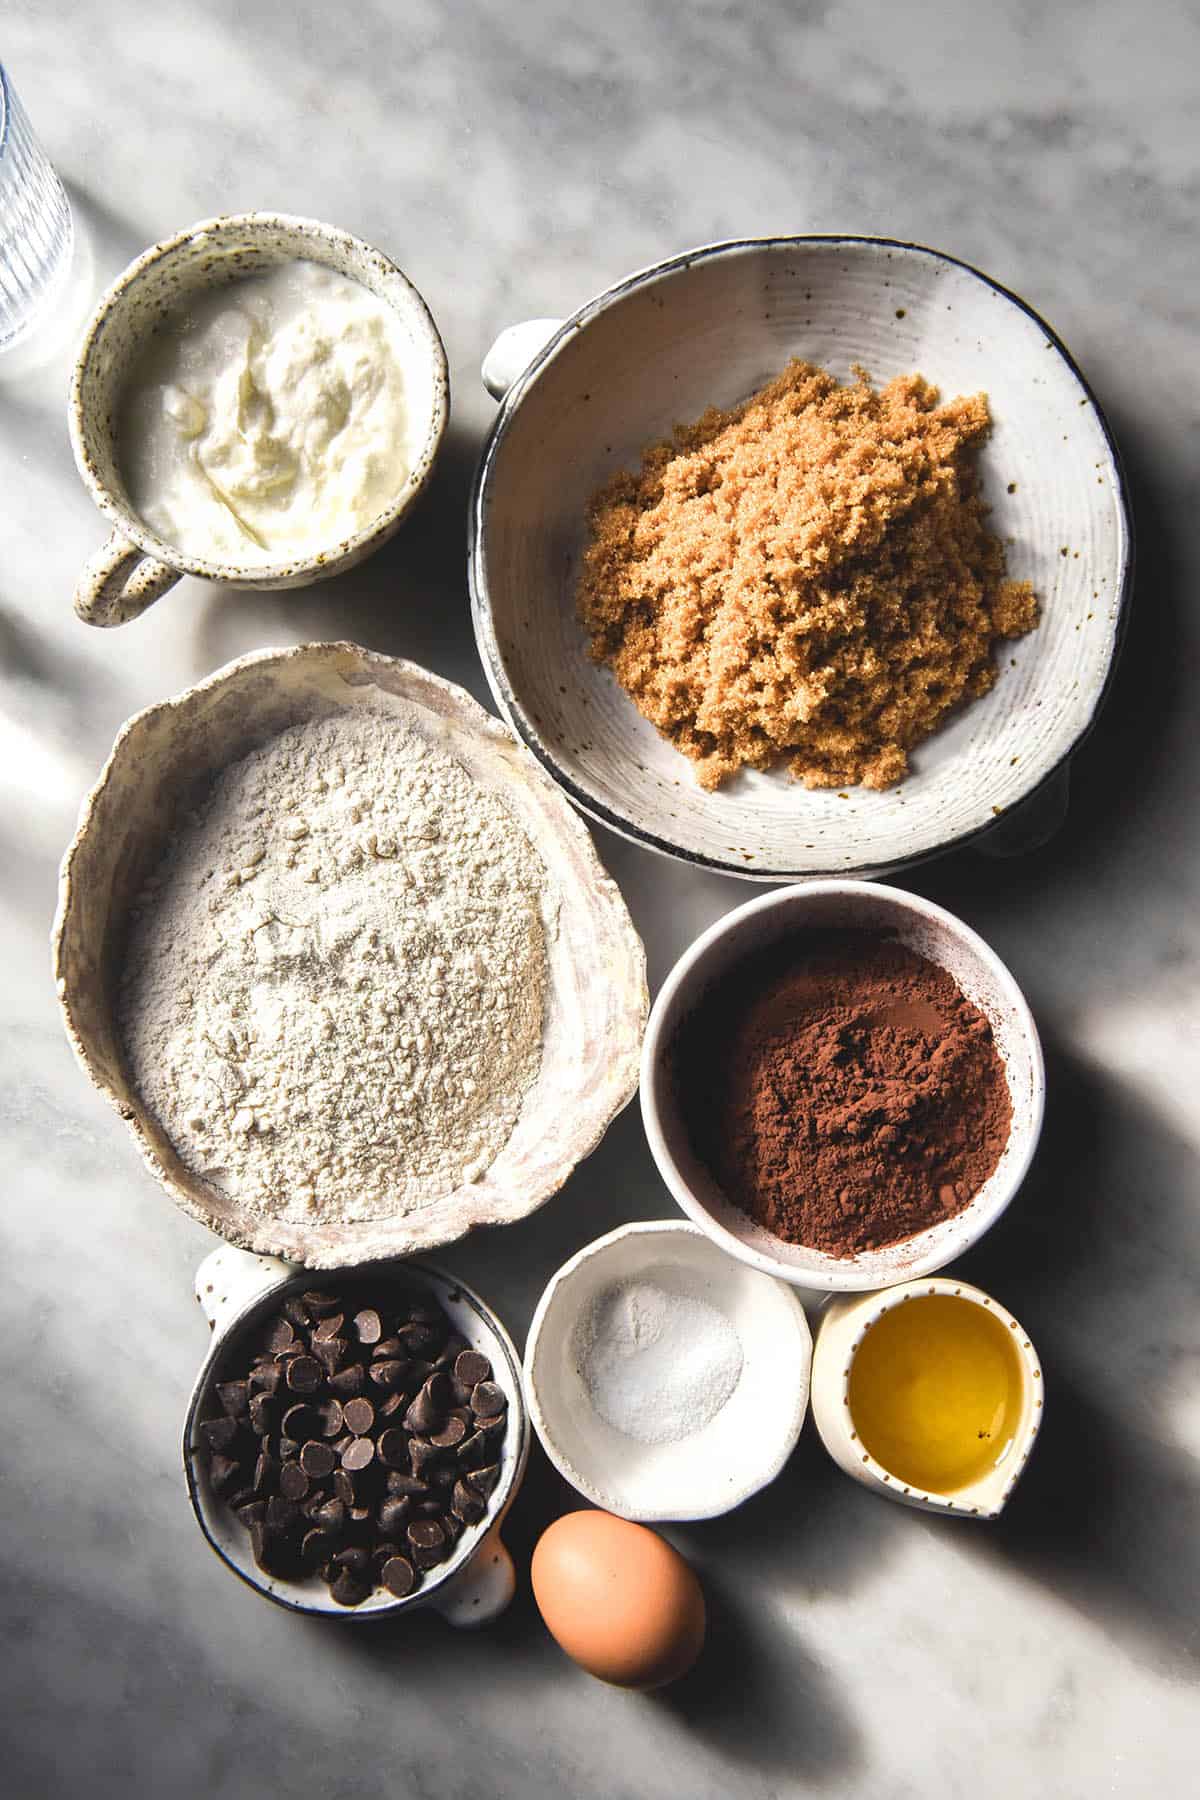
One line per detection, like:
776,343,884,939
68,212,449,627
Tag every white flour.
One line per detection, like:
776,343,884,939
572,1275,744,1446
120,710,549,1223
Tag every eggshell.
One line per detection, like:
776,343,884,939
531,1510,706,1689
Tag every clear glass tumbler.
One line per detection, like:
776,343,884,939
0,61,73,350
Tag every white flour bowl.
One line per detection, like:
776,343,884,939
524,1221,812,1522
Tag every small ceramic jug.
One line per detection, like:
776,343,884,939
184,1245,528,1623
810,1276,1043,1519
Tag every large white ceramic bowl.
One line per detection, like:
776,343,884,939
524,1222,812,1522
52,643,647,1267
640,881,1044,1292
471,236,1132,881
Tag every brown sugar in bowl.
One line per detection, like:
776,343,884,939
640,880,1044,1293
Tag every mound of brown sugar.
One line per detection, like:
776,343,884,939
673,930,1013,1258
577,361,1037,790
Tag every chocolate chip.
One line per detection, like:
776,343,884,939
342,1397,375,1436
399,1323,440,1358
266,1495,299,1531
253,1450,278,1494
430,1416,466,1450
402,1386,442,1436
278,1435,300,1462
302,1290,342,1318
200,1415,240,1454
310,1337,346,1376
353,1308,383,1346
377,1391,406,1418
314,1397,344,1438
372,1336,405,1360
469,1463,500,1498
282,1403,318,1441
442,1513,464,1545
450,1479,486,1524
209,1453,241,1494
248,1363,282,1397
381,1555,416,1598
416,1499,446,1517
286,1356,322,1394
454,1350,492,1388
312,1312,345,1342
279,1462,309,1502
299,1440,336,1479
470,1381,506,1419
449,1378,475,1408
386,1473,429,1498
369,1360,407,1393
327,1363,366,1399
249,1521,273,1571
406,1519,447,1569
332,1469,356,1507
408,1437,440,1478
341,1436,375,1473
310,1498,346,1535
282,1297,311,1331
301,1528,335,1568
264,1316,296,1354
377,1428,409,1470
331,1546,370,1577
234,1500,266,1530
436,1334,471,1371
248,1392,276,1436
330,1571,370,1607
217,1380,250,1420
456,1431,486,1470
378,1497,411,1536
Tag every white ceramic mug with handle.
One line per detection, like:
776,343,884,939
184,1245,528,1625
68,211,449,627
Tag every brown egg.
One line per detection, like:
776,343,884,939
531,1510,706,1689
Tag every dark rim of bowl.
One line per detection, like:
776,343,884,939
468,233,1136,882
181,1258,529,1620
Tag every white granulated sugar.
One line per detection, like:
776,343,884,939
572,1275,744,1446
120,710,550,1224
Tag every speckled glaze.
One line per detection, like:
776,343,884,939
640,880,1044,1292
471,236,1133,881
69,212,450,626
185,1245,529,1621
51,642,648,1266
810,1277,1044,1520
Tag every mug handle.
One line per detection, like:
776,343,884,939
429,1523,517,1628
194,1245,296,1337
74,528,183,628
481,318,565,403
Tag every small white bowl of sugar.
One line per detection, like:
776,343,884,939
524,1221,812,1521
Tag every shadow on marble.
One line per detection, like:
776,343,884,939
955,1041,1200,1676
907,393,1186,911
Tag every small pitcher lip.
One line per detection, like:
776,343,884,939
831,1275,1044,1517
181,1255,530,1619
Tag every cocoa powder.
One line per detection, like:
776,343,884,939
674,930,1012,1257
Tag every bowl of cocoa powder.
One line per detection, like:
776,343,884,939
641,881,1044,1291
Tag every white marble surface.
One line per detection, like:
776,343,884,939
2,2,1198,1795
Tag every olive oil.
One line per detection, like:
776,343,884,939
847,1295,1025,1494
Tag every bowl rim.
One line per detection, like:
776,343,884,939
68,210,450,583
523,1218,813,1522
50,641,648,1267
639,878,1046,1292
468,232,1135,882
182,1256,531,1619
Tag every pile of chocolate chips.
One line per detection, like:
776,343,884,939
195,1283,507,1607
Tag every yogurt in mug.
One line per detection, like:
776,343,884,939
118,260,419,563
